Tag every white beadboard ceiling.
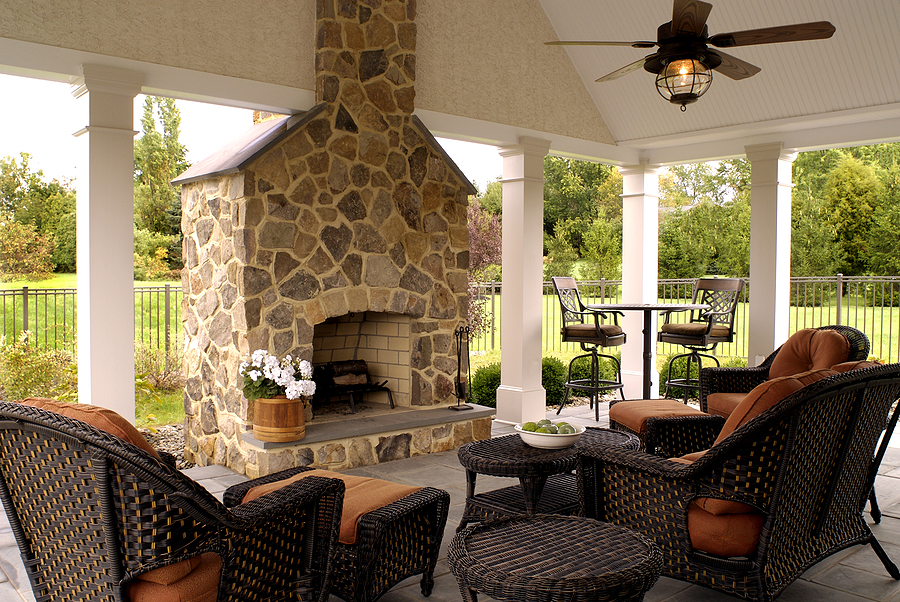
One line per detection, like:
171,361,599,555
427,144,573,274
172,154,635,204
536,0,900,163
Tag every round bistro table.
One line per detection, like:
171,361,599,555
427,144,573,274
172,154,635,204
456,427,639,531
449,514,662,602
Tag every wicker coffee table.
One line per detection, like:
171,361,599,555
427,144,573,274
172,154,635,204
449,514,662,602
456,427,639,531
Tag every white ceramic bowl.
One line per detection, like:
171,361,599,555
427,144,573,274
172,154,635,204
515,423,586,449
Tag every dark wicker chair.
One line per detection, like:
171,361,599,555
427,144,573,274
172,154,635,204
0,401,344,602
699,324,870,414
225,466,450,602
578,363,900,602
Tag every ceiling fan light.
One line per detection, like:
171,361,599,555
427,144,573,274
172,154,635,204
656,58,713,109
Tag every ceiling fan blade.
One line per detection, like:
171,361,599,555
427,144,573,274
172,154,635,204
672,0,713,36
709,50,761,80
709,21,835,47
595,57,650,82
545,40,656,48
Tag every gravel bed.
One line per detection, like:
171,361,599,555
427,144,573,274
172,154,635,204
139,424,196,470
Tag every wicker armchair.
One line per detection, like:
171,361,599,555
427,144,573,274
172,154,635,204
224,467,450,602
0,401,344,602
699,324,870,414
578,363,900,602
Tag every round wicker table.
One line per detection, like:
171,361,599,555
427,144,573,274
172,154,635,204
449,514,662,602
456,427,639,531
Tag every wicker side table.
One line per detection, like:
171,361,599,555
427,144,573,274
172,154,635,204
449,515,662,602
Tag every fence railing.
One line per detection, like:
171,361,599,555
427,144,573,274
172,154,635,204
0,285,183,355
472,275,900,364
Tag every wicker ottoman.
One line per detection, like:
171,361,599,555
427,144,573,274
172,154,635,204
448,515,661,602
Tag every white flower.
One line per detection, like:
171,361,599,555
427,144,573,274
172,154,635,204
248,369,261,382
242,349,316,402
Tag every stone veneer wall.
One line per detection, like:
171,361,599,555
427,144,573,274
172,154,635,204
180,0,476,476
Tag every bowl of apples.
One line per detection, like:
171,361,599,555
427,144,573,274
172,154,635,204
515,419,585,449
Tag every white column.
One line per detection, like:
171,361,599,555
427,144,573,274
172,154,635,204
72,65,143,420
494,137,551,424
745,142,797,365
619,160,662,399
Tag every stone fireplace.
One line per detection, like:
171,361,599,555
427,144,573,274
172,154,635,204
173,0,491,477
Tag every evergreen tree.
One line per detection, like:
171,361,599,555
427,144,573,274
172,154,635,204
824,156,880,275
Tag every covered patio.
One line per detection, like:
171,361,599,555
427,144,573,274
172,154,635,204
2,0,899,426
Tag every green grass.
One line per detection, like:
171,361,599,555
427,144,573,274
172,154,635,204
136,390,184,428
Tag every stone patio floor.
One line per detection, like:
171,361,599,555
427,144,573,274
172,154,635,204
2,402,900,601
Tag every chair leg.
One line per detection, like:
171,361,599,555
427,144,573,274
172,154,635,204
871,535,900,579
870,486,882,524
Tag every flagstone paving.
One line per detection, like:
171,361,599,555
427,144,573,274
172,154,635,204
2,403,899,601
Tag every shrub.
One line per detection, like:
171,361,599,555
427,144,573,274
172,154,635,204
470,362,502,408
135,342,185,391
0,331,74,401
541,356,568,407
658,354,746,399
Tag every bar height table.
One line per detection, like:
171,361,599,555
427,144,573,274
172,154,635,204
586,303,709,400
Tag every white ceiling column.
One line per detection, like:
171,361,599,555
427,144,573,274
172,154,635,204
71,64,143,421
745,142,797,365
619,160,662,399
494,137,551,424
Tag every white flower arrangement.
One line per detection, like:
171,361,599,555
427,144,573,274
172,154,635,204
239,349,316,402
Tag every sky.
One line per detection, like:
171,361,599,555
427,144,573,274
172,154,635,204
0,73,502,191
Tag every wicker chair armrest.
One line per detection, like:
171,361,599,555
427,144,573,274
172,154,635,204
354,487,450,560
227,475,344,528
156,450,179,470
222,466,316,507
699,365,770,412
644,414,725,458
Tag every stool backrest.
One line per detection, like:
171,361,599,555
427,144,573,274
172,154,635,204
551,276,586,325
691,277,744,333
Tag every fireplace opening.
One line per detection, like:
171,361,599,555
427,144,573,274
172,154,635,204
311,312,411,416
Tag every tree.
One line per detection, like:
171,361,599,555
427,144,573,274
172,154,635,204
824,156,880,275
543,156,613,251
133,97,189,268
478,179,502,215
0,222,55,281
866,163,900,275
466,199,502,337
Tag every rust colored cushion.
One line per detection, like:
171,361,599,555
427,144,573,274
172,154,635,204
713,369,836,445
705,392,744,419
687,500,766,558
20,397,160,459
563,323,624,337
608,399,706,435
831,360,881,373
127,552,222,602
242,469,420,545
768,329,850,379
660,322,732,338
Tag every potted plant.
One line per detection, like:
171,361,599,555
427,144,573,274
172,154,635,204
240,350,316,442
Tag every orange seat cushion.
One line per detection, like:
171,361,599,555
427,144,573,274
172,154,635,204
687,500,765,558
20,397,160,459
768,329,850,379
242,469,421,545
705,392,744,418
714,369,835,445
831,360,881,373
127,552,222,602
609,399,706,435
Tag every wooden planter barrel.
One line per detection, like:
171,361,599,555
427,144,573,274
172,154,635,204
253,395,306,442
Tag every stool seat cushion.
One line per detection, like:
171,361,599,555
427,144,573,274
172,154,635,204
768,328,850,379
242,469,420,545
562,323,624,337
127,553,222,602
609,399,706,435
660,323,732,338
20,397,160,459
705,392,744,418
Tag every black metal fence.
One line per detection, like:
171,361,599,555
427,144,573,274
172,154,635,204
472,275,900,363
0,285,182,355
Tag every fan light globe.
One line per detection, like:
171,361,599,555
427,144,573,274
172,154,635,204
656,58,713,110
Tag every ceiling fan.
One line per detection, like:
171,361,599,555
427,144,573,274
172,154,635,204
546,0,835,110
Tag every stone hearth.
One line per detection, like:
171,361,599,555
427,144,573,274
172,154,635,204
173,0,484,477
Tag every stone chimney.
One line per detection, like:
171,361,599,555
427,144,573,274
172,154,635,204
174,0,479,476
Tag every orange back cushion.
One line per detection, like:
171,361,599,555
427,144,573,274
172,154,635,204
714,368,836,445
20,397,160,459
768,329,850,379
